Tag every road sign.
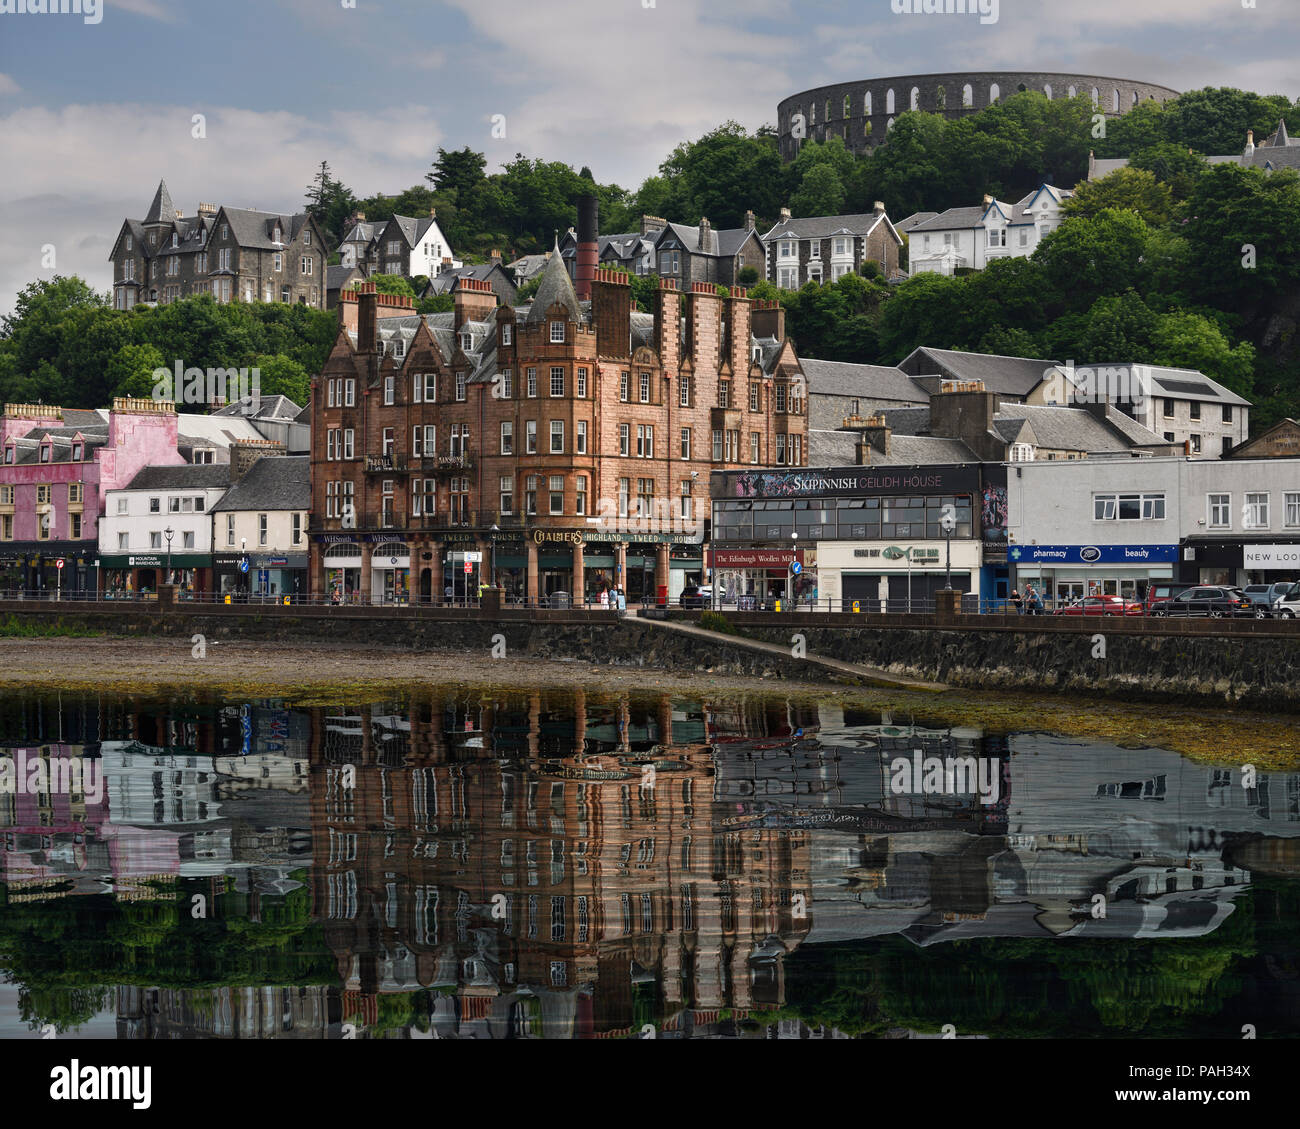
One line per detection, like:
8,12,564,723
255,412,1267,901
464,562,472,574
238,558,250,574
791,561,802,575
464,551,483,563
55,558,65,570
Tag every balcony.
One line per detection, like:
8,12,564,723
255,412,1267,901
365,454,409,474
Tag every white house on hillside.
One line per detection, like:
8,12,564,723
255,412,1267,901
907,184,1072,276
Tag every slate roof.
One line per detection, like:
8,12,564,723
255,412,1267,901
524,246,582,325
327,264,363,292
658,222,756,259
390,214,436,248
810,428,977,466
119,464,233,492
1086,363,1252,407
211,456,309,512
761,212,897,243
899,347,1058,398
213,394,303,421
991,404,1151,453
424,263,514,297
800,358,929,404
219,207,305,251
895,212,938,233
144,179,175,225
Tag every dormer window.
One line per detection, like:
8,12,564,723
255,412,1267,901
394,339,405,359
171,232,178,248
502,323,513,346
3,445,14,465
461,331,473,351
1009,442,1035,462
72,443,83,461
550,321,565,343
273,225,282,243
39,443,51,463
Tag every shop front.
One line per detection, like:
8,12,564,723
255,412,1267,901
708,548,801,609
214,552,308,600
372,541,411,605
0,543,98,598
320,539,363,603
817,540,979,612
1181,539,1300,587
100,553,212,599
1010,544,1177,605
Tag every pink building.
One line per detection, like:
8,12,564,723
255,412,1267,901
0,398,183,595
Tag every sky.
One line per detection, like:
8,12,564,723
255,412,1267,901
0,0,1296,316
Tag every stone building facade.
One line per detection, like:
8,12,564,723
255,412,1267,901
308,261,807,606
777,71,1180,160
109,180,327,310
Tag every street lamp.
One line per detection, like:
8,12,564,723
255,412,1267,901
940,509,956,592
163,526,175,586
790,530,798,611
490,524,499,592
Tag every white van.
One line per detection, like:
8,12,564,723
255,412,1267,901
1273,583,1300,618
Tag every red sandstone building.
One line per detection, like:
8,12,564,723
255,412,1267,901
308,202,807,605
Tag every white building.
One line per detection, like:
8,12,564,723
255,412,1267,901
210,455,309,597
907,185,1072,276
99,463,232,595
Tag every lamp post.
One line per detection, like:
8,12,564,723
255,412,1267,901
490,524,499,591
163,526,175,587
940,510,956,592
790,530,798,611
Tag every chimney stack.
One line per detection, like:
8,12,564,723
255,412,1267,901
873,201,885,216
453,276,498,331
575,194,599,302
592,268,632,358
640,214,667,236
779,206,791,221
745,209,756,231
356,281,378,355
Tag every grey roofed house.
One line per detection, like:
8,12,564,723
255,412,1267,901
898,346,1059,399
524,247,583,325
423,261,517,305
1084,363,1252,407
506,251,552,284
119,463,236,492
213,394,303,421
894,212,939,234
760,210,901,244
326,263,364,306
143,179,176,224
218,206,310,251
211,455,309,512
800,357,929,405
905,206,990,233
1087,120,1300,182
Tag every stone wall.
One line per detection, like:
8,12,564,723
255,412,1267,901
8,606,1300,710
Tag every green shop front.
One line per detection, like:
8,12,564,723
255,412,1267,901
100,552,213,598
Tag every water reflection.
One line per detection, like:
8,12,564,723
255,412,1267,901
0,692,1297,1039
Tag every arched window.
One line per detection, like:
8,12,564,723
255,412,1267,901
864,119,872,137
935,85,946,110
1067,84,1077,98
1113,88,1121,112
825,99,832,121
1043,84,1052,100
1017,82,1027,93
963,83,973,107
864,90,872,115
887,117,895,131
886,88,895,113
844,94,852,118
989,83,1000,103
1091,87,1100,107
1131,90,1139,107
810,101,816,124
910,86,920,110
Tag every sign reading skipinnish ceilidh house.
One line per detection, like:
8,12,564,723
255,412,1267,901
714,465,979,500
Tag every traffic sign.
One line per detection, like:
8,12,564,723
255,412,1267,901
55,558,65,570
463,562,472,574
791,561,802,575
464,551,483,563
238,558,250,573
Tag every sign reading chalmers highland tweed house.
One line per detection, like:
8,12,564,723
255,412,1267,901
720,465,978,499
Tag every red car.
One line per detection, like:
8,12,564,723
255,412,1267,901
1053,595,1144,617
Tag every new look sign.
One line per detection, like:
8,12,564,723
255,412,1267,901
1244,544,1300,570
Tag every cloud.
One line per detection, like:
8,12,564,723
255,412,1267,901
0,74,18,95
108,0,180,20
0,101,444,315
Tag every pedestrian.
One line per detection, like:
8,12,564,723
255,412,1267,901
444,582,453,605
616,587,627,616
599,587,609,610
1025,582,1043,615
1010,588,1023,614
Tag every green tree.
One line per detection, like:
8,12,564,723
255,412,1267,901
1151,310,1256,397
107,342,167,399
249,353,311,405
1065,167,1174,226
789,164,846,218
1129,142,1210,200
1032,209,1152,311
367,273,417,297
657,121,783,228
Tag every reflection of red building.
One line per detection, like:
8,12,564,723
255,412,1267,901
308,691,813,1037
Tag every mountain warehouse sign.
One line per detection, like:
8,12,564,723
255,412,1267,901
720,465,977,499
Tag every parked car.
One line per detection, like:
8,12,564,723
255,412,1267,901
1272,583,1300,618
1151,585,1254,618
679,585,711,609
1143,581,1192,616
1053,595,1144,617
1243,581,1296,616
